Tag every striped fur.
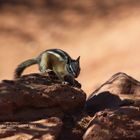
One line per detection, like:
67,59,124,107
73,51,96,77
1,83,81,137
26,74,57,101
14,49,81,79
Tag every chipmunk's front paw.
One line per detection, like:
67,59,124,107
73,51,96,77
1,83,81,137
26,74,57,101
74,80,81,88
63,75,81,88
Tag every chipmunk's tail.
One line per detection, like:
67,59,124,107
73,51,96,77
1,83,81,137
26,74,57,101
14,58,37,79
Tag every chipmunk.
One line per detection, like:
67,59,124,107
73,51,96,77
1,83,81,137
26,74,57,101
14,49,81,85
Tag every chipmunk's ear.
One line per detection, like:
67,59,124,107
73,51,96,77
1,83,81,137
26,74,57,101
76,56,80,62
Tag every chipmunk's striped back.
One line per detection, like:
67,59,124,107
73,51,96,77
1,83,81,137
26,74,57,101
38,49,81,78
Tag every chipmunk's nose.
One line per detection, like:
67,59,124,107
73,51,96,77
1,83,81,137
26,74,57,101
74,72,79,78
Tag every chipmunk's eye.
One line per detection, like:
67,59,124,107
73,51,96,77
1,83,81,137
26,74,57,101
75,61,81,77
66,61,80,78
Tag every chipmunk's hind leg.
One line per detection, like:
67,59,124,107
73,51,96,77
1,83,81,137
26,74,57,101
39,53,49,73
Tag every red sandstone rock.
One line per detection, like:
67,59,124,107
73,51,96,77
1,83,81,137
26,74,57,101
84,72,140,140
89,72,140,98
0,73,86,121
86,72,140,114
1,72,140,140
0,117,63,140
83,106,140,140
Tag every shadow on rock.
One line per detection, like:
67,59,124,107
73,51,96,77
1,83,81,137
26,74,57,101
85,91,122,115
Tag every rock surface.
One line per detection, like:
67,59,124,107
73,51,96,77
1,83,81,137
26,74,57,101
0,117,63,140
83,106,140,140
1,72,140,140
85,72,140,114
88,72,140,99
84,72,140,140
0,73,86,121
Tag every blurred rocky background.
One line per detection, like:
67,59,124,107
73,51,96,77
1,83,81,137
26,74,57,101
0,0,140,94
